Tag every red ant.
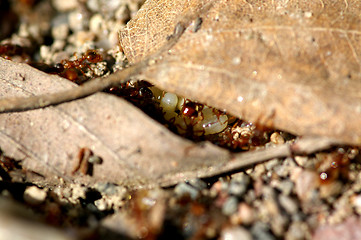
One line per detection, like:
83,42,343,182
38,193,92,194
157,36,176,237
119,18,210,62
210,119,270,151
0,43,31,62
56,49,103,84
316,149,353,185
168,100,207,138
0,148,22,181
106,80,154,106
105,80,165,121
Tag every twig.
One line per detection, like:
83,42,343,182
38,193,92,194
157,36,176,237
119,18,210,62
158,136,339,187
0,2,216,113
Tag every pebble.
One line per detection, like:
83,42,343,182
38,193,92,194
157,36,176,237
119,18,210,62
68,11,88,32
265,158,279,171
222,196,239,216
115,4,131,23
174,182,199,200
220,226,252,240
291,168,319,201
237,202,254,225
52,40,66,51
251,222,276,240
279,194,298,214
51,13,68,28
94,198,108,211
52,0,78,12
270,132,285,144
270,214,289,237
89,14,105,34
252,164,266,179
52,24,69,40
293,156,308,167
68,31,96,51
87,0,122,17
188,178,207,190
94,182,123,195
274,179,294,195
24,186,47,205
285,221,310,240
228,180,248,197
351,194,361,214
40,45,52,62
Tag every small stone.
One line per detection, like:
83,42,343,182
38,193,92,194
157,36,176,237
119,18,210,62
313,217,361,240
279,194,298,214
95,182,121,195
285,221,310,240
68,11,88,32
231,172,251,185
89,14,105,34
40,45,52,61
270,132,285,144
252,164,266,179
210,180,222,197
188,178,207,190
115,4,131,23
87,0,122,15
237,202,254,225
94,198,108,211
174,182,199,200
275,180,294,195
291,168,319,201
24,186,47,205
68,31,96,52
220,226,252,240
52,0,78,11
69,184,87,204
52,40,66,51
293,156,308,167
265,158,280,171
222,196,239,216
251,222,276,240
351,194,361,215
270,214,289,237
52,24,69,40
228,181,247,197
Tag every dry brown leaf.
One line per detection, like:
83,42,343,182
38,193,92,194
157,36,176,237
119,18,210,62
0,59,231,187
0,59,337,187
120,0,361,146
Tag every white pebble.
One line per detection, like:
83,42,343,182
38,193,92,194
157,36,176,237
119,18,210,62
51,24,69,40
89,14,104,34
24,186,47,205
68,11,87,32
220,226,252,240
52,0,78,12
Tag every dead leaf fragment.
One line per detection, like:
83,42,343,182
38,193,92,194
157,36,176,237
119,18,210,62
121,0,361,145
0,59,230,187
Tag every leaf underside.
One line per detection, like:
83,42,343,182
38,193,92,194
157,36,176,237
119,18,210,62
121,0,361,146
